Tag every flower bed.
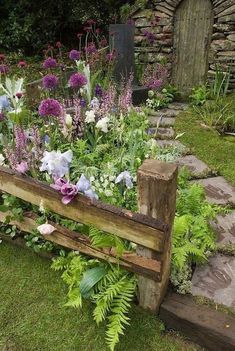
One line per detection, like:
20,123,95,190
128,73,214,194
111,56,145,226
0,40,223,350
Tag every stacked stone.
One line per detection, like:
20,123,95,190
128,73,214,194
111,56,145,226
209,1,235,89
132,0,235,91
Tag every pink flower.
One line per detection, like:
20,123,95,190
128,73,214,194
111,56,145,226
37,223,56,235
18,61,27,68
16,92,23,99
15,161,29,174
51,178,78,204
56,41,62,48
0,54,5,61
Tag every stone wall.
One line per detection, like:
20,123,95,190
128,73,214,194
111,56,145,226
132,0,235,90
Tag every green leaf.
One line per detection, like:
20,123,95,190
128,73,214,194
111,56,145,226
0,205,9,212
80,266,107,299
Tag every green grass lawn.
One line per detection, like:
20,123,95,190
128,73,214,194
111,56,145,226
0,241,202,351
175,95,235,186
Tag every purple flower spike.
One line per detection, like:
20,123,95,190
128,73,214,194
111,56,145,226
69,50,80,61
68,73,87,89
95,84,103,97
43,57,57,69
42,74,59,89
39,98,62,117
0,64,9,74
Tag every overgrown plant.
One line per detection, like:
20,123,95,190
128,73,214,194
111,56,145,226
52,253,137,351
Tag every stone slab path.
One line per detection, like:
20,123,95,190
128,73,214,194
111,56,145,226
148,103,235,312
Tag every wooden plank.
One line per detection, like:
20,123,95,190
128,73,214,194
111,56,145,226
172,0,213,96
137,160,178,312
0,211,162,281
160,293,235,351
0,166,166,251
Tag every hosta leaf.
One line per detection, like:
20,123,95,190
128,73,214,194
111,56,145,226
80,266,107,299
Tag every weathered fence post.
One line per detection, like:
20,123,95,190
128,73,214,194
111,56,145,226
137,160,178,312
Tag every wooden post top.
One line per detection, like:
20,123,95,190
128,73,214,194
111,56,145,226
138,160,178,181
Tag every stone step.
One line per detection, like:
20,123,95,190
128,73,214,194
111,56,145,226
149,116,176,127
149,108,181,117
176,155,212,178
147,127,175,139
168,102,188,110
211,211,235,246
191,253,235,312
193,177,235,207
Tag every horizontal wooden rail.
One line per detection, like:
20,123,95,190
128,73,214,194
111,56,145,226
0,211,162,281
0,166,167,252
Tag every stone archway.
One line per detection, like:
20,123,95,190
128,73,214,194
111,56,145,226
172,0,214,96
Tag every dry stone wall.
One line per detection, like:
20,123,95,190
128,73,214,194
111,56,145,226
132,0,235,90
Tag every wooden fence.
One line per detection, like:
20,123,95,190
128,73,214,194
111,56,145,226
0,159,178,312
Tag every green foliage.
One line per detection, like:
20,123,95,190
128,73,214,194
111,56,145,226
0,0,133,53
146,85,177,111
89,226,126,257
52,253,137,350
171,170,224,293
210,64,231,100
190,85,209,106
24,230,55,253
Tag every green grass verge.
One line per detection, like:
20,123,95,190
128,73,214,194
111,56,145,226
0,241,201,351
175,96,235,186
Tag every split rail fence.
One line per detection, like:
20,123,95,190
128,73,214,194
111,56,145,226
0,159,178,312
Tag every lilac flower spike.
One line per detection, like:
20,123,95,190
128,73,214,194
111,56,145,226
115,171,133,189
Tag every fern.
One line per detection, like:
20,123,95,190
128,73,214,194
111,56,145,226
89,226,126,257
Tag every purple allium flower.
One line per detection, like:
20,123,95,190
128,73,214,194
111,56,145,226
95,84,103,97
68,73,87,89
43,57,57,69
0,64,9,74
0,112,5,121
85,42,97,55
69,49,80,61
42,74,59,90
15,161,29,174
38,99,62,117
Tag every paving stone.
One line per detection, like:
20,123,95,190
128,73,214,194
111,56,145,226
176,155,212,178
150,108,180,117
192,254,235,311
148,127,175,139
168,102,188,110
148,116,175,127
194,177,235,207
211,211,235,246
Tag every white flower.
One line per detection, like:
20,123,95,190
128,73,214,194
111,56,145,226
96,117,110,133
116,171,133,189
0,154,5,166
37,223,56,235
40,150,73,178
104,189,113,197
65,114,73,128
85,110,96,123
